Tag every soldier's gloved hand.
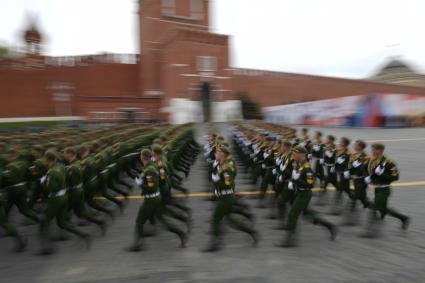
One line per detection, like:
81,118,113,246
134,177,142,186
213,160,219,168
325,150,333,158
40,175,47,184
272,168,277,175
211,173,220,182
292,170,301,180
275,158,281,166
288,181,294,190
278,175,283,183
280,163,286,171
375,165,385,176
313,144,320,151
364,176,372,184
352,160,361,168
330,166,335,173
320,159,324,165
337,157,345,164
307,153,312,160
344,170,350,179
261,163,266,169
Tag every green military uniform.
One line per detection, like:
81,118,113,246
80,153,114,217
129,160,187,251
39,162,89,254
205,158,257,252
279,149,337,247
0,168,27,251
347,152,370,209
66,159,106,233
3,159,40,223
366,156,409,229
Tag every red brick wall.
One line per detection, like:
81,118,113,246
0,63,153,118
232,70,425,107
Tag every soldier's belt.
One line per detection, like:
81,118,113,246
144,192,160,199
4,181,27,189
49,189,67,198
220,189,234,196
324,163,334,167
374,184,391,189
69,184,83,190
351,175,364,180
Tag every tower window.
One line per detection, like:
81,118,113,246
191,0,204,20
162,0,175,16
197,56,217,72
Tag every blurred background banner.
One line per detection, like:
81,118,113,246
263,94,425,127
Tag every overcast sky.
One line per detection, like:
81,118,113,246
1,0,425,78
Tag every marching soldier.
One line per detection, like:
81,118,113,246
343,140,370,225
3,149,40,224
277,146,337,247
310,131,325,186
258,136,277,207
318,135,337,205
39,150,90,255
331,137,352,215
64,147,107,235
79,144,115,219
204,147,258,252
152,145,191,230
0,161,28,252
127,149,187,252
274,140,294,227
363,143,410,237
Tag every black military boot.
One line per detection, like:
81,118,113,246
361,211,382,238
276,231,297,248
126,238,144,252
202,238,222,252
13,234,28,252
401,216,411,230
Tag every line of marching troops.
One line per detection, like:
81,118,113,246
203,121,411,250
0,124,199,254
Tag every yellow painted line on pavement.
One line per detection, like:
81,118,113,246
366,137,425,143
95,180,425,200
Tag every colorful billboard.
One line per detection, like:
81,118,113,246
263,94,425,127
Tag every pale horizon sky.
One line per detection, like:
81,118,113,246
1,0,425,79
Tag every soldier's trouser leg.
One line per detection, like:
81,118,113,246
211,197,232,237
99,173,123,208
304,207,336,236
134,200,157,241
70,188,104,227
107,176,128,198
252,165,262,185
84,180,113,216
259,170,273,199
7,187,39,223
53,196,88,239
352,180,370,209
155,205,187,245
286,191,312,232
29,183,43,208
374,187,407,222
226,213,256,237
0,203,19,237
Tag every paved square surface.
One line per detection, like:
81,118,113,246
1,125,425,283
